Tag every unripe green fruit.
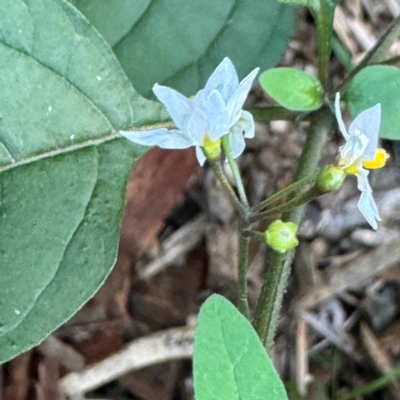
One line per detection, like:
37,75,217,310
265,220,299,254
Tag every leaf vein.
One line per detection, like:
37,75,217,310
112,0,155,48
160,0,238,85
0,133,119,173
8,145,101,332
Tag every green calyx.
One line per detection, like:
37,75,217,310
316,165,346,193
201,137,222,161
265,220,299,254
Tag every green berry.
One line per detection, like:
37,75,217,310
265,220,299,254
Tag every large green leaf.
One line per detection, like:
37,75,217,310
0,0,164,363
345,65,400,140
194,295,288,400
70,0,294,97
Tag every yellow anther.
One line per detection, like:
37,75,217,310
363,148,390,170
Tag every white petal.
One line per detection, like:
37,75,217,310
358,192,380,230
194,89,230,141
204,57,239,101
227,67,259,123
338,133,369,168
228,130,246,159
185,108,208,145
195,146,207,166
153,84,193,129
356,168,380,229
349,103,381,161
120,128,193,149
335,93,349,141
240,110,255,138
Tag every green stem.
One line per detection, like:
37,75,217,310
312,1,336,89
238,227,250,318
220,136,252,316
249,185,322,224
209,160,245,217
331,34,355,71
252,175,316,214
335,15,400,94
253,106,334,349
378,54,400,65
222,136,250,210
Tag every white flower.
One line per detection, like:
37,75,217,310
120,57,259,165
335,92,389,229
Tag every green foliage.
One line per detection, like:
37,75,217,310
70,0,295,98
259,68,323,111
0,0,165,363
194,294,288,400
345,65,400,140
279,0,337,11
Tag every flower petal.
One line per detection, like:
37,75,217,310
240,110,255,138
195,146,207,166
349,103,381,161
153,84,193,129
204,57,239,101
228,129,246,159
120,128,193,149
338,133,369,168
194,89,230,141
227,67,259,123
356,168,380,229
335,93,349,141
185,108,209,145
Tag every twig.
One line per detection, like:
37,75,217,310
138,214,207,279
60,326,194,397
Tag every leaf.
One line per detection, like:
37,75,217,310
70,0,295,97
279,0,337,10
0,0,164,363
193,294,288,400
259,68,323,111
345,65,400,140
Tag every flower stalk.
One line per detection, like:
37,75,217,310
253,106,334,349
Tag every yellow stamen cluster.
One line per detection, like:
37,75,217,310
346,148,389,176
363,148,390,169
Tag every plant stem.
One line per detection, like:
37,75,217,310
221,136,252,316
237,226,250,318
331,34,355,71
249,185,323,223
209,160,244,217
335,15,400,94
222,136,250,210
253,106,334,349
252,175,316,214
311,1,336,89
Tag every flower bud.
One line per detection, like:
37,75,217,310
265,220,299,254
316,165,346,193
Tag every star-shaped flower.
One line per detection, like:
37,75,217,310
120,57,259,165
334,92,389,229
